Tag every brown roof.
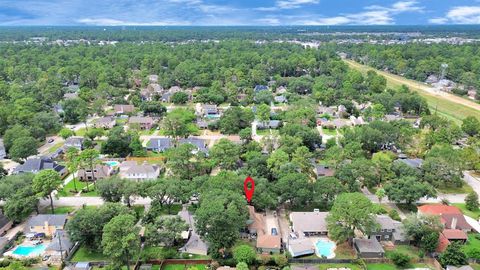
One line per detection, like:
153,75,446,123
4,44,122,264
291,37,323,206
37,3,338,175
257,234,281,250
418,205,462,215
114,104,135,113
437,233,450,252
247,205,264,233
442,229,468,240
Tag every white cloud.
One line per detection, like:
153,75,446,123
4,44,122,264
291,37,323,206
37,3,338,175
296,10,393,25
256,18,281,25
366,1,424,13
276,0,319,9
429,6,480,24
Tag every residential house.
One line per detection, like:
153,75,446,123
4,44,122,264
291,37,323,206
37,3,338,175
0,237,9,253
274,95,287,103
141,84,162,101
350,116,366,126
418,204,473,251
13,157,67,177
128,116,155,130
45,230,74,262
290,211,328,236
114,104,135,115
178,207,209,255
317,105,337,117
199,104,220,118
146,138,173,152
180,138,208,153
247,206,281,254
369,215,397,242
254,85,269,93
64,137,84,150
395,158,423,169
257,120,282,130
288,238,315,258
27,214,68,237
0,139,6,160
93,117,116,129
353,238,385,258
0,210,13,236
118,161,160,182
385,114,402,122
313,163,335,178
77,165,114,181
148,75,159,84
276,86,287,94
63,92,78,100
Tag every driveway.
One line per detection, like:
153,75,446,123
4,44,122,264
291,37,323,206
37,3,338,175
464,171,480,198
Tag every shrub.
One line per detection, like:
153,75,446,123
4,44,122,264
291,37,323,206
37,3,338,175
233,245,256,265
465,192,479,211
389,209,401,221
273,255,288,268
389,252,411,267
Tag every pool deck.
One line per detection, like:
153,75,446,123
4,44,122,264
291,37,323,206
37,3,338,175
3,239,51,259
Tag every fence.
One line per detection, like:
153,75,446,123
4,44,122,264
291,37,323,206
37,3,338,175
133,259,212,270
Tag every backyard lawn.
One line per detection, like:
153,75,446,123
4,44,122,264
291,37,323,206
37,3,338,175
463,233,480,257
318,264,362,270
322,128,337,136
453,203,480,219
385,245,421,260
71,246,109,262
163,264,207,270
334,242,356,259
367,263,432,270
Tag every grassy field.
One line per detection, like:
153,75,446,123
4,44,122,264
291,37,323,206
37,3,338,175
322,128,338,136
453,203,480,219
334,242,356,259
163,264,207,270
58,180,97,197
318,263,362,270
367,263,432,270
463,233,480,257
385,245,421,260
344,60,480,124
437,182,474,194
71,246,109,262
40,206,76,214
48,142,64,153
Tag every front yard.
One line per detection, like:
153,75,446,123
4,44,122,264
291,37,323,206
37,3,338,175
437,183,474,194
58,179,98,197
453,203,480,219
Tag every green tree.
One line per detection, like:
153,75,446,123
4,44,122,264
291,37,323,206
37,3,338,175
462,116,480,137
59,128,75,139
219,107,254,134
326,193,377,242
236,262,249,270
9,136,38,161
210,138,241,170
402,214,443,252
165,143,209,180
65,147,80,193
79,149,100,189
256,104,271,126
61,98,89,124
375,188,386,203
465,192,479,211
171,92,189,104
389,252,411,267
233,244,256,264
384,177,436,206
32,169,62,214
97,176,125,203
163,108,197,141
129,133,147,157
67,203,131,250
439,242,467,267
102,214,140,270
145,216,188,247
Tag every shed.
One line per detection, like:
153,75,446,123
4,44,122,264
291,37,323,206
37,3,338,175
353,238,385,258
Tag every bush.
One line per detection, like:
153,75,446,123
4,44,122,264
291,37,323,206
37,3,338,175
389,252,411,267
465,192,479,211
233,245,256,264
273,255,288,268
389,209,401,221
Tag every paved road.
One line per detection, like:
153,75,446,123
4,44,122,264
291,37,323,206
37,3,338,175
464,171,480,197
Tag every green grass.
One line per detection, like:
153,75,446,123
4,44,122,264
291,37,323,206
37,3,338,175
48,142,64,153
76,128,87,136
453,203,480,219
385,245,421,260
437,183,474,194
471,264,480,270
157,204,182,215
163,265,207,270
322,128,337,136
367,263,432,270
71,246,109,262
317,264,362,270
463,233,480,258
345,59,480,124
58,180,97,197
40,206,76,214
334,242,356,259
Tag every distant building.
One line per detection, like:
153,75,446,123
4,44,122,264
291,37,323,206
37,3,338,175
148,75,159,84
93,117,116,129
257,120,282,130
128,116,155,130
313,164,335,178
114,104,135,115
254,85,269,92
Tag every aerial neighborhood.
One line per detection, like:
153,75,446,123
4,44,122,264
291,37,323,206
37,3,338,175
0,26,479,270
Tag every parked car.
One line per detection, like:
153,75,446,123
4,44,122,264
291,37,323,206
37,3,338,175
271,228,278,236
48,138,54,143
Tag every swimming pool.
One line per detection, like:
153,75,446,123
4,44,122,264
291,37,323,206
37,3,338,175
105,161,119,167
315,239,336,259
12,244,47,257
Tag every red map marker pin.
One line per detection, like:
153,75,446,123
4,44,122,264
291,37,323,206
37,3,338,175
244,176,255,203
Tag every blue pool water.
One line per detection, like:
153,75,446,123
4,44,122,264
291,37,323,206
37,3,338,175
12,244,46,256
315,239,336,258
105,161,119,167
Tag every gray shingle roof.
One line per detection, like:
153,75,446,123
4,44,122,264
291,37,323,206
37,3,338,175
28,214,68,227
354,238,385,253
13,158,66,175
47,230,73,251
146,138,172,152
290,212,328,233
375,215,396,230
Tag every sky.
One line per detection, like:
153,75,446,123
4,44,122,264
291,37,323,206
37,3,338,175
1,0,480,26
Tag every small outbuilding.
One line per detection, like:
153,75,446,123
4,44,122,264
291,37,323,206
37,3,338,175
353,238,385,258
